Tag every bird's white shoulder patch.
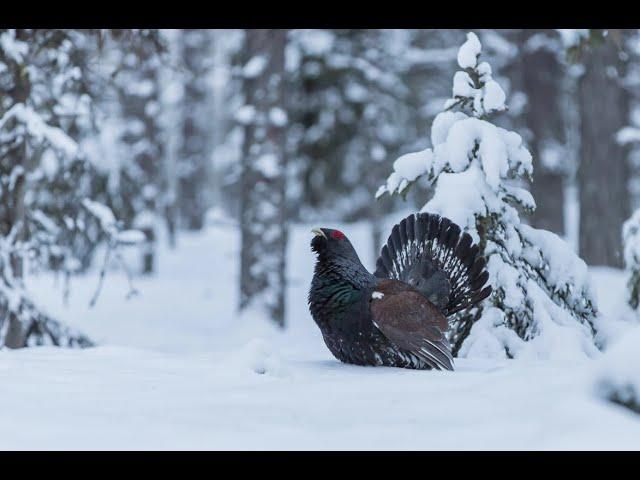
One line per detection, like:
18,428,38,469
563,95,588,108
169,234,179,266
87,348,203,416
372,291,384,300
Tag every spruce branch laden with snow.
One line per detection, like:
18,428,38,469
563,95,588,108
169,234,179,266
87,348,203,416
378,32,600,359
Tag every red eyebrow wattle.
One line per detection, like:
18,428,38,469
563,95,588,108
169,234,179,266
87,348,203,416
331,230,345,240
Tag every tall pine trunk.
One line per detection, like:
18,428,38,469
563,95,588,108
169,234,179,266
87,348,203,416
1,29,30,347
178,29,212,231
239,29,288,327
520,30,566,235
578,38,630,267
117,38,164,275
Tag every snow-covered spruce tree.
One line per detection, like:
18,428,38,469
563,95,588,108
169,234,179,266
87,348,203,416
0,29,143,348
378,32,600,359
237,30,288,327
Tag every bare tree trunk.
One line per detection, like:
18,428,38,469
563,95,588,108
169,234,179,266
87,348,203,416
164,193,178,249
117,38,164,274
178,29,212,231
578,38,630,267
519,30,567,235
239,29,288,327
1,30,30,347
138,196,157,276
158,30,180,249
210,30,228,218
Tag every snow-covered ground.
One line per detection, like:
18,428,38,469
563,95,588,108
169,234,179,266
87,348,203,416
5,221,639,450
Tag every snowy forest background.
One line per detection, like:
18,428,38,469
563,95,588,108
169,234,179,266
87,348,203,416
3,29,640,450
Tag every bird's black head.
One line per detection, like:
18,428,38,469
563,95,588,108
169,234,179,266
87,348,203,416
310,227,376,287
311,228,359,262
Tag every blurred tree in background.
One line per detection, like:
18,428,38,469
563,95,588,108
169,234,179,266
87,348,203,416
236,29,288,327
110,30,167,275
0,29,157,347
576,30,631,268
512,29,568,235
177,29,214,232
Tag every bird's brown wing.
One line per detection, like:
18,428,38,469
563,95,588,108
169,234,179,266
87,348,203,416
370,283,454,371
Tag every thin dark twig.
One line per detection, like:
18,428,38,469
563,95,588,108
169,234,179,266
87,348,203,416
89,241,112,308
113,247,139,300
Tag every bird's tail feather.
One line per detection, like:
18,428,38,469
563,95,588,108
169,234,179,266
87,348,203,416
374,212,492,316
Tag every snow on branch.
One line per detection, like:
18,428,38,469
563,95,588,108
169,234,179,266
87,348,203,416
0,30,28,63
82,198,117,233
378,77,531,204
242,55,268,78
0,103,79,158
617,126,640,145
81,199,142,307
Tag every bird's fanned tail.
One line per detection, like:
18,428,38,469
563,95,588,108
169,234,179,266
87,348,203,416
374,212,492,316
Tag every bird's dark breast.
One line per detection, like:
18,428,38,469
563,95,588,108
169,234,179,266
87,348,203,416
309,277,432,369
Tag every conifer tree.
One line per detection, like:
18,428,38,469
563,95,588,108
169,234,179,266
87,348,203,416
0,29,146,348
379,32,600,359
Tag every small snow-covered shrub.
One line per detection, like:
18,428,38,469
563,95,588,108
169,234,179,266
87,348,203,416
594,326,640,414
623,209,640,310
378,32,600,360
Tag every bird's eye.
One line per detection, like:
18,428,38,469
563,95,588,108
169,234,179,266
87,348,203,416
331,230,345,240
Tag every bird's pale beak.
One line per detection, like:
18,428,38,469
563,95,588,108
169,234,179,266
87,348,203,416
311,228,326,239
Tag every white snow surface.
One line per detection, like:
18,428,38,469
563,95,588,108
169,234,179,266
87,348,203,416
594,326,640,409
7,223,640,450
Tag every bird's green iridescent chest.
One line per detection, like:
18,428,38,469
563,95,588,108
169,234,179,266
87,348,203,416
310,274,364,317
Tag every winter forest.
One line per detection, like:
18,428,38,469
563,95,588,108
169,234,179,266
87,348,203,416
2,28,640,450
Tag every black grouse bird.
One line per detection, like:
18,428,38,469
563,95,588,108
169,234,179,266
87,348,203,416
308,212,492,371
